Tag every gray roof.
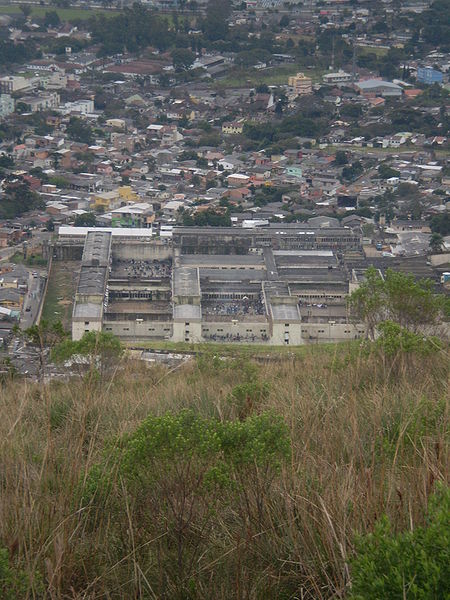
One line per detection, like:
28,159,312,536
173,267,200,297
82,230,112,267
270,303,301,322
179,254,264,268
356,79,402,90
73,302,103,320
77,266,107,296
173,304,202,320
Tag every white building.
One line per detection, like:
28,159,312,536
323,70,353,85
58,99,94,115
0,75,38,94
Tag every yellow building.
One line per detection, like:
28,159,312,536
118,186,139,202
91,186,139,211
288,72,312,96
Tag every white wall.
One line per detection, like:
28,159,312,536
72,318,102,341
103,320,172,339
172,320,203,343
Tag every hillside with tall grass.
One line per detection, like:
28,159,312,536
0,343,448,599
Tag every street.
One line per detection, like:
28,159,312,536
20,271,46,330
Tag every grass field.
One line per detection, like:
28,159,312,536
0,343,447,598
41,260,78,328
125,338,350,357
215,64,325,89
0,4,115,20
357,44,389,57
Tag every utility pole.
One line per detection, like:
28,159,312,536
351,37,357,84
331,35,335,71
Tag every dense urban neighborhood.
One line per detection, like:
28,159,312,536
0,0,449,365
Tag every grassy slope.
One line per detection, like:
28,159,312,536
0,344,447,598
41,260,78,328
124,338,349,356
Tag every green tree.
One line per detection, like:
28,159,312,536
19,4,32,18
74,212,96,227
350,485,450,600
348,267,446,338
378,163,400,179
334,150,348,165
44,10,60,28
0,179,44,219
204,0,231,41
430,213,450,236
66,117,94,145
342,161,363,181
51,331,123,379
0,154,14,169
45,218,55,232
429,232,444,254
171,47,195,71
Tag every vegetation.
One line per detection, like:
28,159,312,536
430,213,450,236
66,117,94,145
182,207,231,226
0,340,447,598
74,212,96,227
348,266,447,339
0,178,44,219
41,260,79,328
350,485,449,599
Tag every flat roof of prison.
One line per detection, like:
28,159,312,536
173,267,200,297
73,302,103,320
202,281,263,292
200,269,266,282
173,304,202,320
179,254,264,267
270,303,301,321
273,250,334,257
278,268,347,282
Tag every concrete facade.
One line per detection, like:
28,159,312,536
61,226,367,345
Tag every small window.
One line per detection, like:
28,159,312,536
284,323,289,327
84,321,89,325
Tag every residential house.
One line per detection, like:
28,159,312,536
227,173,250,187
222,121,245,135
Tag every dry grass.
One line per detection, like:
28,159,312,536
0,344,448,599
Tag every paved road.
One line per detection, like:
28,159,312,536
20,272,46,330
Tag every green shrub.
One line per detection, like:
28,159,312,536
376,321,444,356
0,546,41,599
350,485,450,599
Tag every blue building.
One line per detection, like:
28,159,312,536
417,67,443,85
